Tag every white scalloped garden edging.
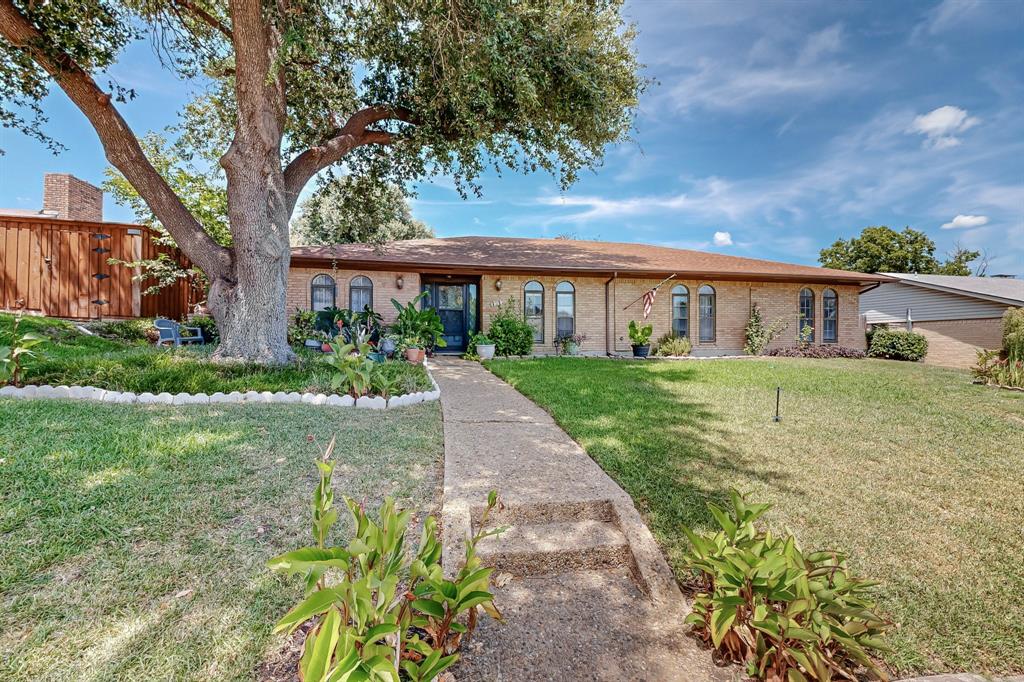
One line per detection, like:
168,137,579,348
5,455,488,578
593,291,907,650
0,362,441,410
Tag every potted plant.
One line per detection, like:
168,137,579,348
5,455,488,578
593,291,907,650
402,335,425,364
473,333,496,360
628,320,653,358
391,292,447,355
557,333,587,356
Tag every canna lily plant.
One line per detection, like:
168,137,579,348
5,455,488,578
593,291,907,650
0,307,45,387
268,436,504,682
681,490,891,682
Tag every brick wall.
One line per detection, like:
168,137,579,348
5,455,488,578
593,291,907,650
913,318,1003,368
480,274,611,354
286,265,864,356
609,279,861,355
287,267,421,323
42,173,103,222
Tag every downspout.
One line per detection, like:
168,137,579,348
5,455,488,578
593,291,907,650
605,272,618,356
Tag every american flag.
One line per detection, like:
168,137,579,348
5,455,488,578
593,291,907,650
642,287,657,319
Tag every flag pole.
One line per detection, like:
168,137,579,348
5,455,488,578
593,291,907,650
621,274,677,311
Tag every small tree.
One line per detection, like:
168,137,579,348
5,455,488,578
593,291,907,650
744,304,787,356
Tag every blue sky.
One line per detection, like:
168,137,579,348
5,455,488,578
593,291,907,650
1,0,1022,275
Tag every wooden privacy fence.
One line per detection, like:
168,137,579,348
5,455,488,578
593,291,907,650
0,216,196,320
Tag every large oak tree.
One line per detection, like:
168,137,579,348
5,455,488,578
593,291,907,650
0,0,643,363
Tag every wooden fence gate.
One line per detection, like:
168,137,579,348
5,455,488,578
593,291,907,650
0,216,195,320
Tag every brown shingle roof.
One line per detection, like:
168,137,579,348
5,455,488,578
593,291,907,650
291,236,890,285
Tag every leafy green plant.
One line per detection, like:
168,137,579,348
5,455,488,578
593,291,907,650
0,309,46,386
972,348,1024,388
653,332,692,357
682,490,891,682
556,333,587,355
628,320,653,346
867,329,928,361
1001,307,1024,362
323,341,377,397
184,314,219,343
268,437,504,682
289,309,320,347
392,293,447,351
744,304,788,355
486,297,534,356
798,323,814,348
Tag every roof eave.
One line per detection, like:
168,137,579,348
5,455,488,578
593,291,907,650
289,254,888,286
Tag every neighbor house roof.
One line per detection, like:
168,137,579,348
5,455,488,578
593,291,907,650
291,236,889,285
880,272,1024,306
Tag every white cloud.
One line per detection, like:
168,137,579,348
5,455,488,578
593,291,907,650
798,24,843,65
910,106,980,149
713,231,733,246
941,214,989,229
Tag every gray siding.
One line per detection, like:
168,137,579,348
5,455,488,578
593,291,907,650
861,281,1010,323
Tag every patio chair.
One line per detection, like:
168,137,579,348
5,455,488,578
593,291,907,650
154,318,205,347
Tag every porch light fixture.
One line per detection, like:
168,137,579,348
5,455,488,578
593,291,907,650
396,275,404,290
495,278,503,291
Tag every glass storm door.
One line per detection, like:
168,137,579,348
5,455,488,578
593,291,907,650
421,282,478,352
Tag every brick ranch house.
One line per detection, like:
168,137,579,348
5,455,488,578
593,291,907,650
289,237,890,356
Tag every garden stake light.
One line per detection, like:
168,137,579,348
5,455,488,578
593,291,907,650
773,386,782,423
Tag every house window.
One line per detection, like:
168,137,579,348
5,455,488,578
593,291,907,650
524,280,544,343
671,284,689,338
310,274,336,312
555,281,575,339
698,284,716,343
822,288,838,343
798,288,815,342
349,275,373,312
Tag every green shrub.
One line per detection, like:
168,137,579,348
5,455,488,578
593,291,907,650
487,297,534,356
744,304,788,355
184,314,219,343
867,329,928,361
682,490,891,681
392,293,447,351
1002,307,1024,362
289,309,319,347
268,438,504,682
653,333,691,357
89,318,153,342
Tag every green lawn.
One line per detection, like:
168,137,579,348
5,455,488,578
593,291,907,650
0,398,443,681
486,356,1024,676
1,314,431,395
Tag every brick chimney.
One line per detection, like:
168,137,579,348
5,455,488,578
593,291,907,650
42,173,103,221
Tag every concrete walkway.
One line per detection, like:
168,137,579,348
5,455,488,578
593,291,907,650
434,358,733,681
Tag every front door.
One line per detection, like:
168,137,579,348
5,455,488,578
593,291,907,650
421,281,478,352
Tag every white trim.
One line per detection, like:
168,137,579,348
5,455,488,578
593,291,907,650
0,361,441,409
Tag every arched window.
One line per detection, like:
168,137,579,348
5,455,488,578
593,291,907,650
698,284,716,343
555,281,575,339
349,275,373,312
799,288,815,342
671,284,689,338
310,274,336,312
822,288,838,343
524,280,544,343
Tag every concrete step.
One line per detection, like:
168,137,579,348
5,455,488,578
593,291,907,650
473,498,616,526
476,518,632,576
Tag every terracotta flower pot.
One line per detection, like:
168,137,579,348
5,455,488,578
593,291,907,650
321,342,332,352
405,348,425,363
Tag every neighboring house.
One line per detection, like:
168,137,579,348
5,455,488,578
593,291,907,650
290,238,887,356
860,273,1024,368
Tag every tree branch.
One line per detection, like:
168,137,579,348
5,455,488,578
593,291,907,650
282,105,413,212
0,0,232,281
171,0,232,41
